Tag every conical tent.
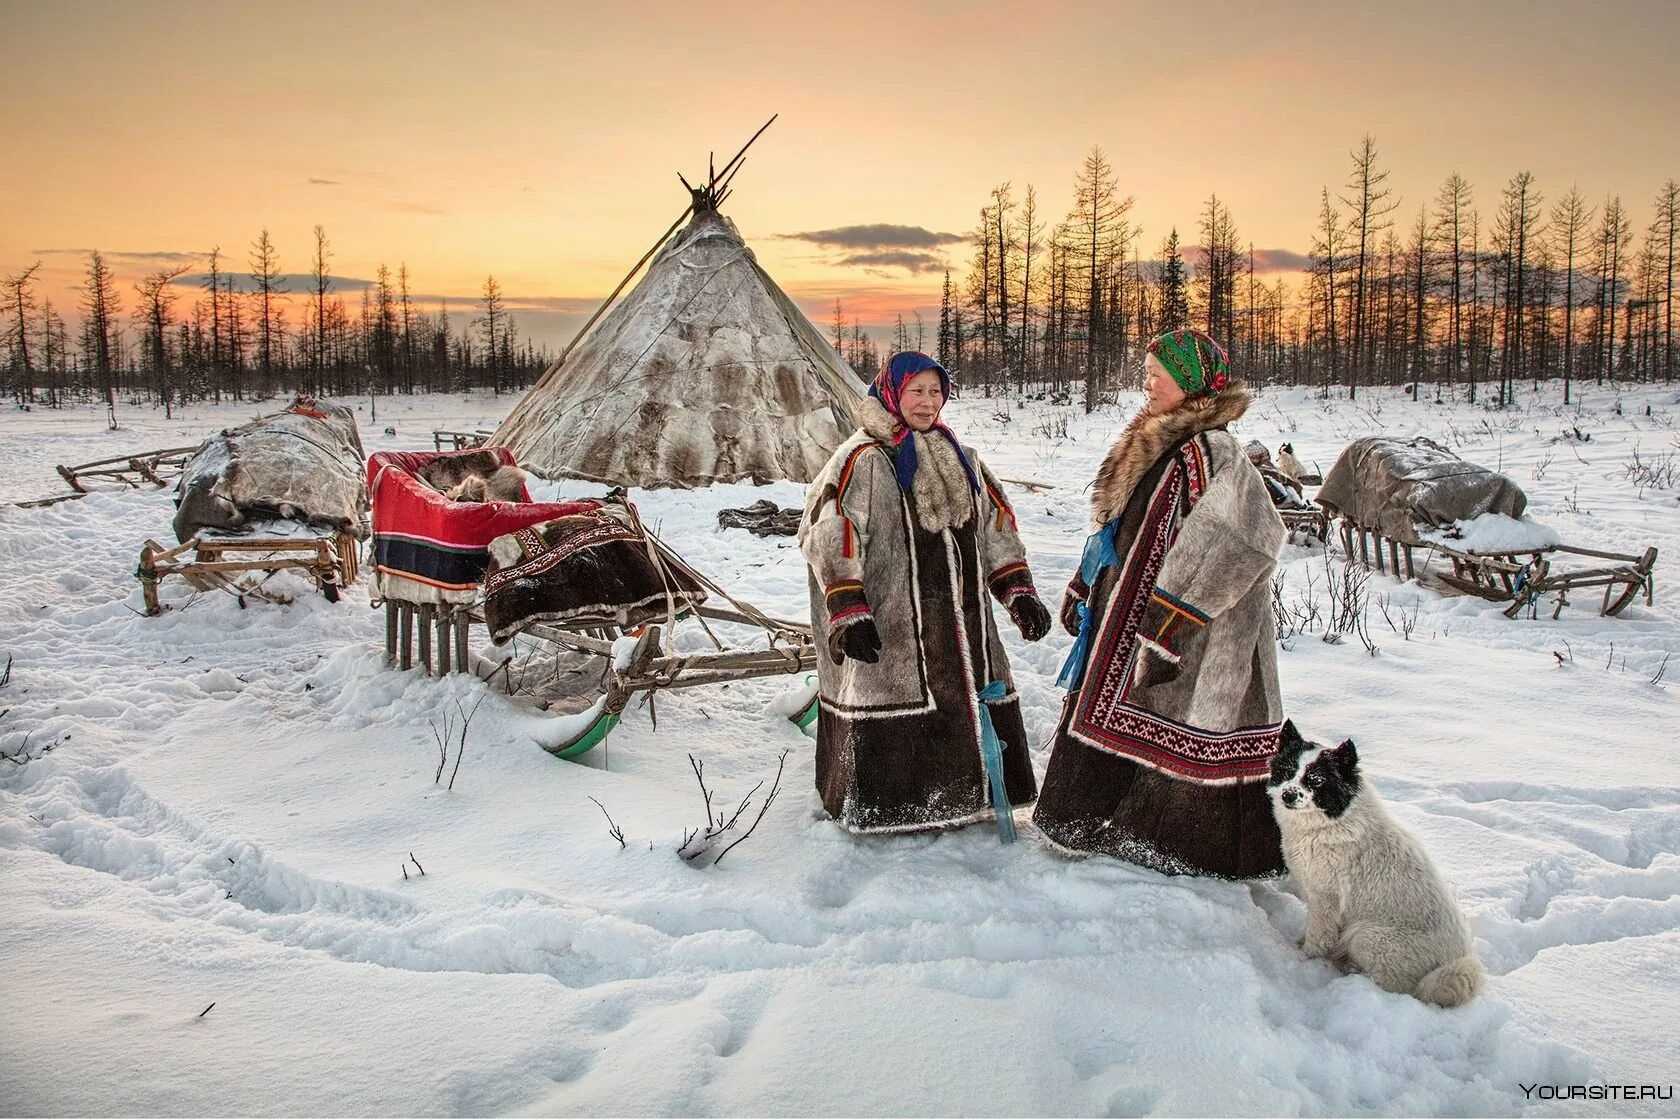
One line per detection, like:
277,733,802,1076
493,203,863,488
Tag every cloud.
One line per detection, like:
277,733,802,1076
174,272,376,293
780,224,965,250
1181,245,1313,273
32,248,202,264
308,177,343,186
838,250,949,274
1250,248,1314,272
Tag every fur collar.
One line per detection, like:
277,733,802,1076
855,396,975,533
1089,384,1253,527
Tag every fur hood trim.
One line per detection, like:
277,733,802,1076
852,395,975,534
1089,384,1253,526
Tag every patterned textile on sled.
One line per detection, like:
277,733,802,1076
481,504,707,644
366,447,600,606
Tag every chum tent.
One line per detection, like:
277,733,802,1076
492,183,863,489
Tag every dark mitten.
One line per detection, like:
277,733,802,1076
1059,591,1083,637
1131,640,1183,689
828,617,882,664
1008,595,1052,642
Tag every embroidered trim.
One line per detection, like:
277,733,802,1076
1068,455,1277,782
483,517,636,595
984,477,1018,532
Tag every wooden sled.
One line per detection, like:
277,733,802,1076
1335,518,1658,619
59,445,199,493
381,545,818,759
1280,505,1330,542
432,429,492,451
138,528,360,615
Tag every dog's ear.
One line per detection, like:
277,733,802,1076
1332,739,1359,776
1280,719,1305,748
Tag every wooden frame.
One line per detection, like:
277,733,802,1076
58,446,199,493
1280,505,1330,542
431,429,492,451
138,531,360,615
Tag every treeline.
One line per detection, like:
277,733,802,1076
2,226,554,420
933,139,1677,407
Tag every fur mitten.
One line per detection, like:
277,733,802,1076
828,617,882,664
1009,595,1052,642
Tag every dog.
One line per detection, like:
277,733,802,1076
1269,720,1482,1007
1276,443,1305,483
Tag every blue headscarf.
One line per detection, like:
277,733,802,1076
868,352,980,495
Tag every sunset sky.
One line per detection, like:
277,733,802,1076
4,0,1677,350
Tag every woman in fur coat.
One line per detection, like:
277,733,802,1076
1033,330,1288,878
798,352,1053,834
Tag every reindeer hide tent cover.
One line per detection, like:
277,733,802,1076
492,205,863,489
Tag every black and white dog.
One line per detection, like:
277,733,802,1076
1269,721,1482,1007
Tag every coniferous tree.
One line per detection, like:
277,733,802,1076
79,250,121,426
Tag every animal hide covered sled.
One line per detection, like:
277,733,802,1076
174,397,368,543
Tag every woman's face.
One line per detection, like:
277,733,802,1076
1143,353,1189,415
899,369,946,432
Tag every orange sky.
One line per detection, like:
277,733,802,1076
4,0,1677,349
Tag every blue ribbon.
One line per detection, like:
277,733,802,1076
976,679,1016,843
1056,520,1121,690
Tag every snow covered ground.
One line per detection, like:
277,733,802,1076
1,381,1676,1116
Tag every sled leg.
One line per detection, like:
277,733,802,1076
418,604,434,674
436,609,452,675
453,609,469,673
385,601,398,663
399,604,414,670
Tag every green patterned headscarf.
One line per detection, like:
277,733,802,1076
1148,329,1230,396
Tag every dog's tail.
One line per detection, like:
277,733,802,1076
1416,955,1482,1008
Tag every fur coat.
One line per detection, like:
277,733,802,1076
1033,385,1289,878
798,397,1039,833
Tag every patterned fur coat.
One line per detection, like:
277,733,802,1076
798,397,1040,833
1033,385,1289,878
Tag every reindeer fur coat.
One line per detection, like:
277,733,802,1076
798,397,1040,833
1033,385,1289,878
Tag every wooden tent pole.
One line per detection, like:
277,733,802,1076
533,206,692,390
524,114,780,394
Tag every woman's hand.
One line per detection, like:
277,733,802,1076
1059,591,1083,637
1008,595,1052,642
1131,640,1183,689
827,617,882,664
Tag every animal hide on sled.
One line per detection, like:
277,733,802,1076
174,397,367,543
481,506,707,643
1317,436,1527,544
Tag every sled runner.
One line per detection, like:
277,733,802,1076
368,447,818,758
1319,436,1658,618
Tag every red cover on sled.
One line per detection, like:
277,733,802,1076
366,447,600,604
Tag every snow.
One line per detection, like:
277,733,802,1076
1,382,1677,1116
1419,513,1564,553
